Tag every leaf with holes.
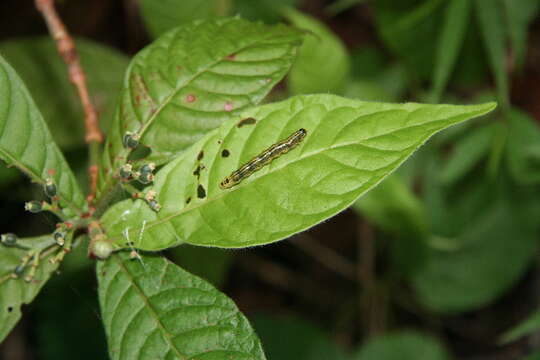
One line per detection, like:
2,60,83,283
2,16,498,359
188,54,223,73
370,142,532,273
101,94,496,251
0,56,86,215
98,18,304,198
97,252,266,360
0,236,60,343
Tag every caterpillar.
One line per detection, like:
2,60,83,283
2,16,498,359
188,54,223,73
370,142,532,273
220,128,307,189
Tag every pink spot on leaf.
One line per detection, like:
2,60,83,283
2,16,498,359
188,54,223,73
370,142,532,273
224,102,234,112
47,169,56,176
186,94,197,103
226,53,236,60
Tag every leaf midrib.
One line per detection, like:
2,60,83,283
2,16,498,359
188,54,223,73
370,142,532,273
112,256,188,360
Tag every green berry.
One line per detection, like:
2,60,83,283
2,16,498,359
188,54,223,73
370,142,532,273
53,231,66,246
139,163,156,175
25,201,43,213
119,164,133,179
1,233,18,247
14,264,26,276
123,132,140,149
138,172,154,184
44,179,57,198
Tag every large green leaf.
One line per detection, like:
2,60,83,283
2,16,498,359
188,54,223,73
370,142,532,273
353,331,450,360
99,18,304,197
0,236,60,343
0,37,128,149
500,307,540,344
251,314,348,360
97,252,265,360
0,56,85,214
475,0,509,110
101,95,496,251
139,0,232,38
284,8,350,95
430,0,471,102
413,186,538,313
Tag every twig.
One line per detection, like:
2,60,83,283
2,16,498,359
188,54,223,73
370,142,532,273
290,234,357,281
35,0,103,204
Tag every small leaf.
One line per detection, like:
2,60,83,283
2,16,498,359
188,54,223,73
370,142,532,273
353,331,450,360
0,236,60,343
502,0,540,69
97,252,266,360
0,56,85,214
475,0,510,110
506,108,540,184
284,8,350,95
251,314,348,360
139,0,232,38
99,18,304,197
0,37,128,149
430,0,471,102
101,95,496,251
439,123,494,185
413,190,538,312
373,0,445,80
354,174,428,239
500,307,540,344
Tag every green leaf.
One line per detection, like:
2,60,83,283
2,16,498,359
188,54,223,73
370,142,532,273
354,174,428,240
285,8,350,95
430,0,471,102
353,331,450,360
251,314,348,360
475,0,510,110
373,0,445,80
0,236,60,343
439,123,494,185
99,18,304,197
234,0,299,23
97,252,266,360
0,37,128,149
412,188,538,312
101,95,496,251
506,108,540,184
170,244,234,286
0,56,85,214
139,0,232,38
500,307,540,344
502,0,540,68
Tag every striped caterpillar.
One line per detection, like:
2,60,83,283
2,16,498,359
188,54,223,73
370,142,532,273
220,128,307,189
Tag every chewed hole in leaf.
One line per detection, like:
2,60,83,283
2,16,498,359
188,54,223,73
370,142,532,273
197,184,206,199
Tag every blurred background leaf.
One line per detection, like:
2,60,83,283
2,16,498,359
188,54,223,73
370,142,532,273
353,331,450,360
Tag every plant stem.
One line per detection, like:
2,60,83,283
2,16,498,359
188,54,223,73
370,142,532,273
35,0,103,206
